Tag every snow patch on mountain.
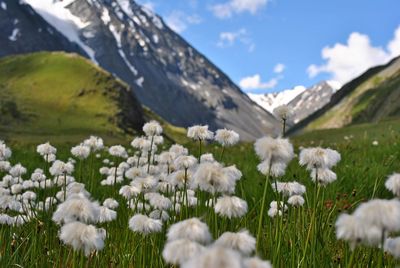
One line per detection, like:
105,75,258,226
248,85,306,113
1,1,7,10
8,28,20,41
22,0,97,63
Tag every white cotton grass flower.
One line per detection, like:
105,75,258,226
52,194,100,224
167,218,212,244
214,195,248,219
163,239,205,265
385,173,400,197
46,154,56,162
0,161,11,172
103,198,119,209
9,164,27,178
11,184,23,195
193,162,241,194
158,151,175,165
148,193,172,210
174,155,197,170
66,182,90,198
353,199,400,232
200,153,215,163
273,104,293,121
108,145,128,158
98,206,117,223
272,181,306,196
299,147,341,170
385,237,400,259
288,195,305,207
335,213,382,249
37,142,56,156
257,161,287,177
254,136,294,164
149,210,170,222
310,168,337,186
214,230,255,256
169,144,188,157
187,125,214,140
243,257,273,268
372,140,379,146
31,170,46,181
59,221,106,256
50,160,74,176
83,136,104,151
181,246,242,268
267,207,282,218
143,120,163,136
0,141,12,160
71,144,91,160
215,129,240,146
119,185,141,199
132,176,158,192
131,137,152,152
128,214,162,234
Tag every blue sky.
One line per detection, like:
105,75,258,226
137,0,400,94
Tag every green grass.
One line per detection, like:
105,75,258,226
1,118,400,267
0,52,186,145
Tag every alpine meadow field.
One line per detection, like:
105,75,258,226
1,117,400,267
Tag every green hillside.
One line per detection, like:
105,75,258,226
0,52,152,144
290,57,400,133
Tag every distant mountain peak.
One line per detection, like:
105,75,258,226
248,80,340,125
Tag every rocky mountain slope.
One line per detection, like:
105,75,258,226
0,0,279,140
248,81,341,124
288,56,400,134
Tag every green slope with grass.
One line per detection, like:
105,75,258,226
0,52,146,142
290,56,400,134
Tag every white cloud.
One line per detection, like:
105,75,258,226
211,0,268,19
308,25,400,84
273,63,285,74
165,11,202,33
239,74,280,91
217,28,255,52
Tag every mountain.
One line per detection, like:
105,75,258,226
0,52,145,141
288,81,341,124
0,0,279,140
248,85,306,114
289,56,400,134
248,81,341,124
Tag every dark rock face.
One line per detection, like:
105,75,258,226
0,0,84,57
1,0,279,140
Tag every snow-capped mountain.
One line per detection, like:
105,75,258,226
289,81,341,123
248,81,341,124
248,85,306,113
0,0,279,140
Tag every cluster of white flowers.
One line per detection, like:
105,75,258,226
162,218,271,267
255,136,294,178
36,142,57,162
299,147,341,186
53,183,117,256
71,144,91,160
336,199,400,251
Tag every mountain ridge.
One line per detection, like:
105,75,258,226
1,0,279,140
288,56,400,134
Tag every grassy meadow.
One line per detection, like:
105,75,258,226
0,118,400,267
